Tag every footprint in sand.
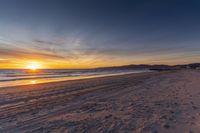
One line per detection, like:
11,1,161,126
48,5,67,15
192,105,198,110
189,130,194,133
163,124,170,129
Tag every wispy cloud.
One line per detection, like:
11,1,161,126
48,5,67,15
0,48,65,60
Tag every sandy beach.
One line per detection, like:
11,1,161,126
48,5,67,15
0,70,200,133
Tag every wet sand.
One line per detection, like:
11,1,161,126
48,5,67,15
0,70,200,133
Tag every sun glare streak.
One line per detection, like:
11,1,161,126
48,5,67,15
0,58,6,61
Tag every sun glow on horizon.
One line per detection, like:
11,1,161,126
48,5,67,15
25,61,42,70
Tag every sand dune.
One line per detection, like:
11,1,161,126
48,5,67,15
0,70,200,133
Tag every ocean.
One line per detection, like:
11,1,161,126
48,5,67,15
0,69,150,87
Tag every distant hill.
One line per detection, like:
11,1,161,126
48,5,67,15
95,63,200,71
180,63,200,69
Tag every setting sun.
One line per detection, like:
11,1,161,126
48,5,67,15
26,61,42,70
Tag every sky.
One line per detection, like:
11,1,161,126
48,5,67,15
0,0,200,68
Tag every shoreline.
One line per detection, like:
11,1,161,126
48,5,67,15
0,71,154,88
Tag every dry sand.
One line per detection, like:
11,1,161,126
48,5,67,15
0,70,200,133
